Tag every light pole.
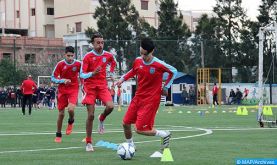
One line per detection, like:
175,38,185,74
13,38,16,88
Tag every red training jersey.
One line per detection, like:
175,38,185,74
80,50,116,88
51,59,81,93
21,79,37,95
121,57,177,102
212,86,218,95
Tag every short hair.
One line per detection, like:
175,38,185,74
91,32,103,43
141,37,155,53
65,46,74,53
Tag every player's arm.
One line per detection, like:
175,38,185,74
51,62,70,84
80,56,101,79
33,82,37,92
109,55,117,73
116,60,137,87
158,60,178,96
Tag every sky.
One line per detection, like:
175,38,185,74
175,0,261,20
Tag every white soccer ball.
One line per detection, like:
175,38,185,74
117,142,135,160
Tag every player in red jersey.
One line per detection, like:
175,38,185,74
21,75,37,115
51,46,81,143
116,38,177,151
80,32,116,152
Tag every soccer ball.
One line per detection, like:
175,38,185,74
117,142,135,160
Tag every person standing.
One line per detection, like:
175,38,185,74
228,89,236,104
212,83,219,106
80,32,117,152
181,87,188,105
51,46,81,143
243,88,249,100
21,75,37,115
117,86,122,106
116,37,177,151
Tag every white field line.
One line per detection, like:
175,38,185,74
0,126,276,154
0,129,200,136
0,127,210,154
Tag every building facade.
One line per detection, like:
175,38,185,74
0,0,159,38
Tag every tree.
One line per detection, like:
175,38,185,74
193,14,224,69
0,59,25,87
85,0,153,74
213,0,249,82
156,0,191,73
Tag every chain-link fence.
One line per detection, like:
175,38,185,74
1,37,276,84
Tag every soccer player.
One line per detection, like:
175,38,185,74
80,32,116,152
116,37,177,151
21,75,37,115
51,46,81,143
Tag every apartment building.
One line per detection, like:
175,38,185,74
0,0,54,38
181,10,214,32
0,0,160,68
0,0,159,38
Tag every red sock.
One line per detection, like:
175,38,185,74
99,114,106,121
86,137,92,144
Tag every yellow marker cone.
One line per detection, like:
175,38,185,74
263,106,268,115
242,107,248,115
267,106,273,116
263,106,273,116
161,148,174,162
118,105,122,112
236,106,242,115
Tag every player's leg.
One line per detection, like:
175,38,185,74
82,86,96,151
135,101,171,151
22,95,27,115
65,90,78,135
28,95,32,115
55,109,65,143
122,99,137,147
85,104,95,151
66,103,76,135
55,93,68,142
97,88,114,134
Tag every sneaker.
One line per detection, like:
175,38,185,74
161,131,171,151
66,124,73,135
98,115,105,134
86,143,94,152
54,137,62,143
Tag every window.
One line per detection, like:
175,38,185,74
31,8,36,16
16,11,20,18
47,8,54,15
141,0,149,10
75,22,82,32
25,54,36,64
3,53,11,60
179,83,187,91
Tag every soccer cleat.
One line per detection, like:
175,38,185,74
161,131,171,151
54,137,62,143
86,143,94,152
98,115,105,134
66,124,73,135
